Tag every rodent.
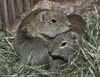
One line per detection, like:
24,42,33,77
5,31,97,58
14,36,53,69
49,30,83,69
14,9,71,69
48,14,87,69
48,31,81,69
17,9,71,41
67,14,87,41
48,32,79,62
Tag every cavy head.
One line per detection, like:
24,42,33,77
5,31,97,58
48,32,81,62
19,9,71,39
35,9,71,37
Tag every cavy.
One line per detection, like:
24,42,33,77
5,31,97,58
17,9,71,41
48,14,87,69
14,36,53,69
14,9,72,69
48,32,79,62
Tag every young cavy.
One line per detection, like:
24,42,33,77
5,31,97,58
14,9,72,69
18,9,71,41
49,30,84,69
48,14,87,68
48,31,80,69
14,36,53,69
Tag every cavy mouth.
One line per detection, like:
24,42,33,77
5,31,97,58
50,55,68,62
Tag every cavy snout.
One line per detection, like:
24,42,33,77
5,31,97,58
68,22,71,27
67,22,71,30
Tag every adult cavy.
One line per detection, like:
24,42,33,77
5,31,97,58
14,36,53,69
18,9,71,41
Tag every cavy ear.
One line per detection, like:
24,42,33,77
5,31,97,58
37,10,48,22
67,14,86,26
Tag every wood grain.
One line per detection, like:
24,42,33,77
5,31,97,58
0,0,9,28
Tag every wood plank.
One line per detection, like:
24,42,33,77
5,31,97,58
0,0,9,28
33,0,39,4
0,0,2,30
30,0,34,7
30,0,39,8
16,0,24,14
7,0,16,26
24,0,31,12
0,11,2,30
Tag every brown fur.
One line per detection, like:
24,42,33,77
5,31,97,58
48,31,81,69
67,14,87,40
67,14,86,27
50,59,66,69
49,32,79,59
18,9,71,41
15,12,87,69
48,14,87,69
14,35,53,69
14,9,72,69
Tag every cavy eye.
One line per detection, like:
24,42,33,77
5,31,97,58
60,41,67,48
51,18,57,23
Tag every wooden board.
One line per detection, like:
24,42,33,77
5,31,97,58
24,0,31,12
0,0,9,28
0,0,40,30
0,0,2,30
16,0,24,14
7,0,16,26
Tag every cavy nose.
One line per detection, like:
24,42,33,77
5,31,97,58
68,24,71,28
68,23,71,27
67,22,71,30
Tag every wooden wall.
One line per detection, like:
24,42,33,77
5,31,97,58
0,0,41,30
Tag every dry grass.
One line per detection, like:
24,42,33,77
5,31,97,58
0,9,100,77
